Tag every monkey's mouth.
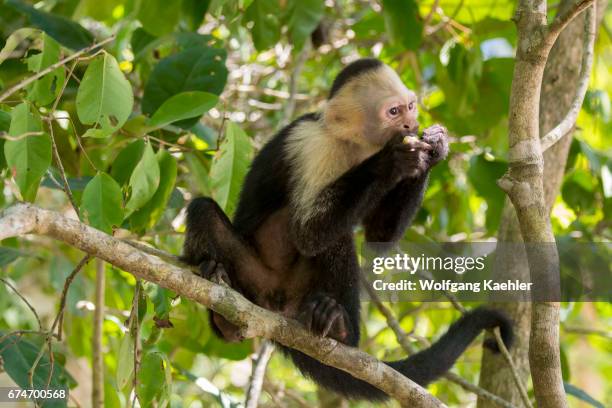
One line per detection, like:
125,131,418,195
399,128,419,137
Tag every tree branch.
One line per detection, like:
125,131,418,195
0,203,446,408
245,341,275,408
547,0,595,39
541,4,596,151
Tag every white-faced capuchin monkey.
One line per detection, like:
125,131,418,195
182,58,513,402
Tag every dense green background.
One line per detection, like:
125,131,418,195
0,0,610,407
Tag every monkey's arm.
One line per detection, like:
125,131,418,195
363,175,428,245
363,124,448,246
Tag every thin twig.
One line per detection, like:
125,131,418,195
130,281,142,407
92,259,105,408
0,36,115,103
547,0,594,40
46,118,80,217
0,278,42,330
493,328,533,408
52,254,92,340
541,4,596,151
563,325,612,339
0,131,45,141
245,341,275,408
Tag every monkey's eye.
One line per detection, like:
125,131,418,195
408,102,415,111
388,107,399,116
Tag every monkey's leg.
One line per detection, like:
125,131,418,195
296,238,361,345
182,197,272,293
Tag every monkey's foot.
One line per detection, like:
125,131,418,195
422,124,449,165
199,259,231,286
298,294,349,342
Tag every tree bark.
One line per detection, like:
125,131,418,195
477,1,606,406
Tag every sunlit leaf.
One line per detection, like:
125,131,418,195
76,53,134,138
111,140,145,186
81,172,124,234
210,122,253,215
129,149,178,231
137,351,171,407
5,103,51,202
125,142,160,215
0,27,39,65
148,91,218,129
116,332,134,390
26,33,66,106
141,46,227,127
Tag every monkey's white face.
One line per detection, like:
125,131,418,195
324,63,420,147
377,92,419,134
362,67,419,145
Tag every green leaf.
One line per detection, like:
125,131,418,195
116,332,135,390
26,33,66,106
138,0,182,37
182,0,211,31
467,154,507,232
148,91,218,129
0,27,39,65
0,333,74,407
6,0,94,50
125,143,160,215
244,0,281,51
137,351,171,407
210,122,253,215
564,383,605,408
0,247,25,266
129,149,178,231
141,46,228,125
110,140,145,186
382,0,423,51
76,53,134,138
80,172,124,234
562,169,597,213
287,0,325,49
149,286,172,319
5,103,51,202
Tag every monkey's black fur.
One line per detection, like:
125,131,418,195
182,61,514,401
328,58,382,99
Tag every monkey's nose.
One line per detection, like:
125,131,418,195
404,123,419,133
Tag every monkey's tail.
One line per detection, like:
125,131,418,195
283,307,513,401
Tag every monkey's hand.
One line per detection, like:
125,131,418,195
381,134,432,181
422,124,449,167
298,293,349,343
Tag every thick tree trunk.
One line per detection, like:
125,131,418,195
477,1,606,406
